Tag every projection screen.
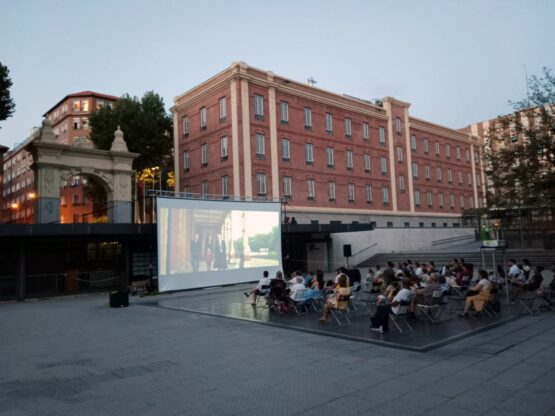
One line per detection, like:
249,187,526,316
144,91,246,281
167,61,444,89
157,197,283,291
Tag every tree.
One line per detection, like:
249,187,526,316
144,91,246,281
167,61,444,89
484,67,555,211
0,62,16,125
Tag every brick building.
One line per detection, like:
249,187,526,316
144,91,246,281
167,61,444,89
1,91,118,224
171,62,483,228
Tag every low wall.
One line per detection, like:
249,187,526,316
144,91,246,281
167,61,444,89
330,227,475,270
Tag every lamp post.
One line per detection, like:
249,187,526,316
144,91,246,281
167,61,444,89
10,202,19,224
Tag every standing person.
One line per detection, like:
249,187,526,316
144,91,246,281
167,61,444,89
204,234,214,271
214,233,227,270
190,232,201,273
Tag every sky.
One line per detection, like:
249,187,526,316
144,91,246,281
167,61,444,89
1,0,554,149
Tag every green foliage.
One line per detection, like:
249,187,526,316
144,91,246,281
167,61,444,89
0,62,16,125
89,91,173,172
485,67,555,210
83,175,108,216
247,226,279,252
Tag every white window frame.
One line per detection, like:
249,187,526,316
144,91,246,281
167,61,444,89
447,168,452,183
201,181,208,197
346,150,353,169
328,181,336,200
395,118,401,134
439,193,444,208
366,185,373,202
344,118,352,137
364,153,371,172
280,101,289,123
221,176,229,197
307,179,315,199
347,183,355,202
326,147,334,167
412,162,418,177
399,175,405,191
281,139,290,161
183,116,189,135
460,195,465,208
465,149,470,162
445,143,451,158
183,151,190,170
256,173,267,195
382,187,389,204
425,164,430,179
410,135,417,151
427,192,433,207
219,97,227,120
304,107,312,128
200,107,207,128
458,171,463,184
456,146,461,160
201,144,208,165
435,141,440,156
220,136,228,159
380,157,387,175
255,134,265,157
423,138,429,153
397,146,403,162
305,143,313,163
362,122,369,140
437,167,442,182
414,190,420,207
283,176,292,197
449,194,455,208
254,94,264,117
325,113,333,132
379,127,385,144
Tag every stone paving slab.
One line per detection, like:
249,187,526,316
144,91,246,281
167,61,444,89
0,291,554,416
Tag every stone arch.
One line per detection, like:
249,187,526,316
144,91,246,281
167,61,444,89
28,119,138,224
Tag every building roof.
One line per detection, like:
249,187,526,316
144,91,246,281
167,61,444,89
43,91,120,116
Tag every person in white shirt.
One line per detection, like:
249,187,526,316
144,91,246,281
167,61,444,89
288,280,306,301
508,259,522,282
244,270,272,305
370,279,415,332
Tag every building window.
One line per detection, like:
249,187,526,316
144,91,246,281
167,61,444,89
379,127,385,144
449,194,455,208
426,192,432,207
439,193,444,208
281,139,290,161
307,179,315,199
414,191,420,207
458,171,463,185
346,150,353,169
201,144,208,165
362,122,369,141
283,176,292,197
255,134,265,158
447,168,452,183
82,99,89,112
304,107,312,129
73,194,80,205
183,116,189,136
395,117,401,134
72,176,81,186
380,157,387,175
465,149,470,162
254,94,264,119
326,147,334,167
397,146,403,162
460,195,465,209
468,196,473,208
73,118,81,130
410,135,417,151
61,196,66,206
437,167,442,182
399,175,405,192
456,146,461,160
431,222,436,228
435,141,440,156
220,136,228,159
73,99,81,112
445,143,451,158
305,143,313,164
201,181,208,198
348,183,355,202
256,173,267,196
280,101,289,123
382,187,389,205
325,113,333,133
219,97,227,121
412,162,418,177
366,185,373,203
200,107,207,129
364,153,371,172
82,118,89,129
423,138,429,153
344,118,352,137
476,174,481,186
183,151,190,170
328,181,336,200
387,221,393,228
221,176,229,198
424,164,430,180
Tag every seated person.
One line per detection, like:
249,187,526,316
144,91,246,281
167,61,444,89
455,264,473,287
370,279,415,333
511,266,544,300
267,271,289,311
289,278,307,301
319,274,351,324
415,273,442,305
244,270,272,305
459,269,492,317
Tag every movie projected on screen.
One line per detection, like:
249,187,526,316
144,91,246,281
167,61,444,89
157,197,282,291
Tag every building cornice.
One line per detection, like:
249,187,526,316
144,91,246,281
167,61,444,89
287,204,462,218
409,117,472,143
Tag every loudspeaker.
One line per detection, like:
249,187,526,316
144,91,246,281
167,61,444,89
343,244,352,257
109,291,129,308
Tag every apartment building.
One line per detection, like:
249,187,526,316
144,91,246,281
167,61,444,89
172,62,482,228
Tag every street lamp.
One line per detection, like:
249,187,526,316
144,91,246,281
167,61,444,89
10,202,19,224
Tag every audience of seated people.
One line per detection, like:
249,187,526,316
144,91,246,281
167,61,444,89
319,274,351,324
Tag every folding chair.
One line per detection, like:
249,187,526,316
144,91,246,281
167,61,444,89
516,290,553,315
415,290,445,323
329,294,352,327
291,288,311,314
389,301,414,333
255,284,271,306
310,290,324,311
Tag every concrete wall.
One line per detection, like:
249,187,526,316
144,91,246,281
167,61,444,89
330,227,475,270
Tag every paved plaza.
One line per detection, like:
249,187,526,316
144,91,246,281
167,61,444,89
1,288,554,416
